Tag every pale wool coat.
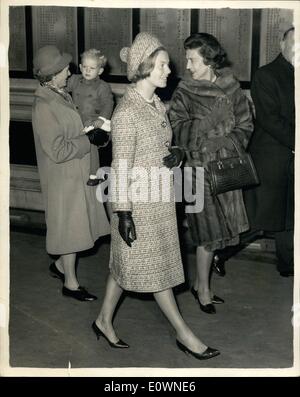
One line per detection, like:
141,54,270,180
109,86,184,292
32,85,110,255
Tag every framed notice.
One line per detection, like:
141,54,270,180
31,6,78,65
259,8,294,66
9,6,27,71
140,9,191,77
198,9,253,81
84,8,132,76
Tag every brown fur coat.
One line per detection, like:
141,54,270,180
169,69,254,250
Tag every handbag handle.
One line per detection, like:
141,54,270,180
216,136,243,161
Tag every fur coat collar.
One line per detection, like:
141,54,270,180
178,68,240,99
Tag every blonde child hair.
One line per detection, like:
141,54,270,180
81,49,107,68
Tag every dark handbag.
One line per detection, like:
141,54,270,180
207,138,260,196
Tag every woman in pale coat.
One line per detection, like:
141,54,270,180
32,45,110,301
92,32,219,360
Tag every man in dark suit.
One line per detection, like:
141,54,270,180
214,27,295,277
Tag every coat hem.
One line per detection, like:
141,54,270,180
189,224,250,251
46,231,110,256
110,270,184,293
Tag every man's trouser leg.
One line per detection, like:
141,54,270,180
274,229,294,273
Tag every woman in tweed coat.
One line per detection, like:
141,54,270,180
169,33,253,314
92,33,219,360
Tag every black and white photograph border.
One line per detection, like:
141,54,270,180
0,0,299,377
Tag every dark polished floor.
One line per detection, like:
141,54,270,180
8,228,294,372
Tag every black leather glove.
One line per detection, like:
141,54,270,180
117,211,136,247
86,128,110,147
163,147,185,168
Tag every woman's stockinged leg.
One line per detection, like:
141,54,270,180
95,273,124,343
194,246,213,304
55,257,64,273
61,253,78,290
154,288,207,353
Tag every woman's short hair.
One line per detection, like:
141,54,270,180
184,33,230,69
131,46,166,83
81,48,107,68
282,26,294,41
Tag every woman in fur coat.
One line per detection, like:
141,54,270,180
169,33,254,314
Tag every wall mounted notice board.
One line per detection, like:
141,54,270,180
9,6,294,85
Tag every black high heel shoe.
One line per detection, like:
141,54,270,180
212,255,226,277
176,340,220,360
49,262,65,283
191,287,216,314
92,321,129,348
62,286,97,301
211,295,225,304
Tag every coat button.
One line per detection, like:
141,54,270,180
164,141,170,147
161,121,167,128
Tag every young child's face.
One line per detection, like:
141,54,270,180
80,57,103,80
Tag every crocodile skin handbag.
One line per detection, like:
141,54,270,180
207,138,260,196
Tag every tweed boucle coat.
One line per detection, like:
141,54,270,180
169,69,254,251
109,86,184,292
32,85,110,255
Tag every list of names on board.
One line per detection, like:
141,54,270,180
259,9,293,66
140,9,191,77
31,7,78,63
9,6,27,71
198,9,252,81
84,8,132,76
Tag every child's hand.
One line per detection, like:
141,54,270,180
92,119,105,129
97,116,111,132
83,125,95,133
100,120,111,132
